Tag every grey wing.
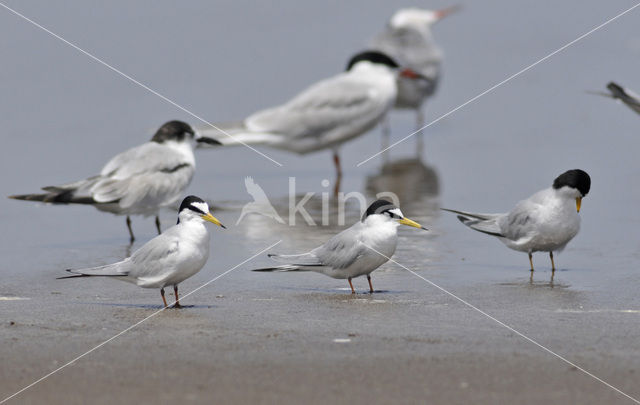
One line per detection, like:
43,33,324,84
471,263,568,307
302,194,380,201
309,226,366,270
91,142,194,208
497,201,539,241
127,232,180,282
442,208,505,237
246,73,391,142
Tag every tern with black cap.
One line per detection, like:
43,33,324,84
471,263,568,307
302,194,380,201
196,51,422,195
59,196,225,308
253,199,427,294
9,120,220,242
443,169,591,272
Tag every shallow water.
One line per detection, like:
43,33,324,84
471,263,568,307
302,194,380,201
1,0,640,403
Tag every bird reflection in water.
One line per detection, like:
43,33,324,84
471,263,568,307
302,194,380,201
365,157,440,219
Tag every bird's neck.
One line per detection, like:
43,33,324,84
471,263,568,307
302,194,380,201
164,140,196,166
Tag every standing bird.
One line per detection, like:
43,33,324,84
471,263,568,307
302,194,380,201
9,120,219,243
197,51,422,195
59,196,226,308
442,169,591,272
593,82,640,115
253,199,427,294
371,6,458,158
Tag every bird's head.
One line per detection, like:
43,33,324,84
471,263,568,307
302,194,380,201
346,50,399,72
552,169,591,212
177,195,226,228
151,120,196,143
390,6,459,29
362,199,427,230
346,50,422,80
151,120,220,148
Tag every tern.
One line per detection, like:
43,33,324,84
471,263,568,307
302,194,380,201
253,199,427,293
371,6,458,158
59,196,226,308
443,169,591,272
591,82,640,115
198,51,421,195
9,120,219,242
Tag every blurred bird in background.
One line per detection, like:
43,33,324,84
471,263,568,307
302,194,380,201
371,6,459,159
197,51,423,196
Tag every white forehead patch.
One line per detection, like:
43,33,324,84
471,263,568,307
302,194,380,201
191,201,209,214
389,208,403,218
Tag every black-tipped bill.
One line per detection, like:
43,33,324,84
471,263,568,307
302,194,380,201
398,217,428,231
202,212,225,228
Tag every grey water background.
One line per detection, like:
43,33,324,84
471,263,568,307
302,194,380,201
1,0,640,403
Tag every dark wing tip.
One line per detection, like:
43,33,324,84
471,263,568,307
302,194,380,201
56,270,87,280
251,267,278,272
196,137,222,146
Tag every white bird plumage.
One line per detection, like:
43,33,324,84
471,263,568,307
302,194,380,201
254,199,427,294
371,6,458,157
197,51,420,195
443,169,591,272
10,120,219,242
60,196,226,308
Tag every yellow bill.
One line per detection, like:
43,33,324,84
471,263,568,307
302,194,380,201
202,212,226,228
576,197,582,213
398,217,428,231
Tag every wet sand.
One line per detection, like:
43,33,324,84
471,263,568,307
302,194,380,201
2,200,640,404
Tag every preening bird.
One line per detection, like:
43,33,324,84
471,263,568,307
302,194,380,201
253,199,427,294
371,6,458,157
442,169,591,272
197,51,422,195
9,120,219,242
59,196,226,308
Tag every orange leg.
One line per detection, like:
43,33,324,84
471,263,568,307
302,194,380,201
528,253,534,272
160,288,168,308
549,251,556,272
367,275,374,294
173,285,182,308
347,277,355,294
